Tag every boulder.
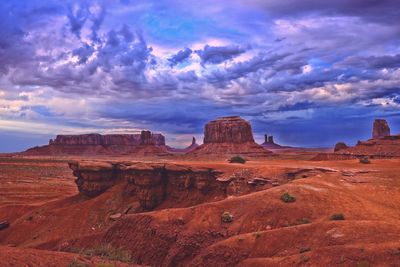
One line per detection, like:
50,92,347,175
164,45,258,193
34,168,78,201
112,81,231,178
372,119,390,139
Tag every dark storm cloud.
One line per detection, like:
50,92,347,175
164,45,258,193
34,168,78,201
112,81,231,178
251,0,400,24
168,48,192,66
342,54,400,70
1,0,400,150
196,45,247,65
67,3,89,38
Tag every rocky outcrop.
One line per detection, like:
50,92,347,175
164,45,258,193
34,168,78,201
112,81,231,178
69,161,224,210
315,119,400,160
372,119,390,139
190,116,272,157
261,134,288,149
49,131,165,146
24,131,169,156
334,142,349,152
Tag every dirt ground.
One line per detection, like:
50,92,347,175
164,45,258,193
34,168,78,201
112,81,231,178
1,154,400,266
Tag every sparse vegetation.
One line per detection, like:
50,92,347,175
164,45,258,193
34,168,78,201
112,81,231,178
68,244,133,264
330,213,345,221
357,260,371,267
229,155,246,164
300,254,310,263
359,156,371,164
280,192,296,203
221,211,234,223
297,218,311,225
237,236,245,242
68,259,89,267
252,231,262,239
299,247,311,253
96,264,115,267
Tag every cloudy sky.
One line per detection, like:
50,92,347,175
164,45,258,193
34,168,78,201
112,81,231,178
1,0,400,152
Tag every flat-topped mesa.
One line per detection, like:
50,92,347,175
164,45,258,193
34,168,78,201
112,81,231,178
49,131,165,146
204,116,254,144
372,119,391,139
190,116,272,157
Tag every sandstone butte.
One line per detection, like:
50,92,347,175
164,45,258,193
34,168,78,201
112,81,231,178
189,116,272,157
314,119,400,160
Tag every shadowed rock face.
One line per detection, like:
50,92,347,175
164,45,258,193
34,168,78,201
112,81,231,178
204,116,254,144
373,119,390,139
68,161,223,210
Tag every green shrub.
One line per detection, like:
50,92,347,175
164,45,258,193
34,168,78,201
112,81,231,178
221,211,234,223
330,213,345,221
80,244,132,263
68,259,89,267
280,192,296,203
252,231,262,239
96,264,115,267
357,261,371,267
229,155,246,164
359,156,371,164
299,247,311,253
297,218,311,225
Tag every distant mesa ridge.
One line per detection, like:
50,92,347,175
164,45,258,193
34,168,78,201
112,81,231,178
49,131,166,146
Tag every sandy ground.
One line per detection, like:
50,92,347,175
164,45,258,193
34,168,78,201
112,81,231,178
0,154,400,266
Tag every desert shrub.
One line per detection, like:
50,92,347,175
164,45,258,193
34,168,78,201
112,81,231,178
252,231,262,239
96,264,115,267
359,156,371,164
330,213,345,220
229,155,246,164
221,211,234,223
299,247,311,253
300,255,310,263
280,192,296,203
357,261,371,267
237,236,245,242
297,218,311,225
80,244,132,263
68,259,89,267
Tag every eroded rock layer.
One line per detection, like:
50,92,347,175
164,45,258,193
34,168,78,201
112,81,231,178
23,131,169,156
69,161,224,210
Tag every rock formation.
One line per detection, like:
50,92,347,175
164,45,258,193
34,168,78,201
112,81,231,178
372,119,390,139
203,116,254,143
334,142,349,152
190,116,272,157
261,134,288,149
166,136,200,154
23,131,169,156
314,119,400,160
69,161,224,210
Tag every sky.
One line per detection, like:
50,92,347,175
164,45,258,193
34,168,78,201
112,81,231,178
0,0,400,152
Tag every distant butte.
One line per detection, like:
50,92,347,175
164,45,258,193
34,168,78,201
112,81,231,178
189,116,272,157
314,119,400,160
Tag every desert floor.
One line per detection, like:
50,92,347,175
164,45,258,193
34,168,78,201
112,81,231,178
1,155,400,266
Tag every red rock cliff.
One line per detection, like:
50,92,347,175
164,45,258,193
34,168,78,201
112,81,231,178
203,116,255,144
372,119,391,139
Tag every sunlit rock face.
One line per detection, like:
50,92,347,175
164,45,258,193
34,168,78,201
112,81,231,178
190,116,272,157
372,119,391,139
203,116,255,144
